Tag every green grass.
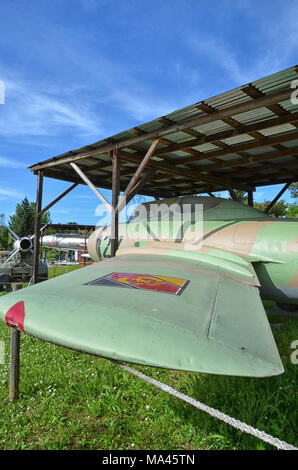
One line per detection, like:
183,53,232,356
0,266,297,450
48,264,85,279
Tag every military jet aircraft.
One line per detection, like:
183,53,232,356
0,196,297,377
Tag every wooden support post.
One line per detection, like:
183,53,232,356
32,170,43,285
9,284,22,401
84,236,87,267
248,190,254,207
229,189,238,201
111,149,120,257
264,182,291,214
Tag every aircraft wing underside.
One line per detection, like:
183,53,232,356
0,252,284,377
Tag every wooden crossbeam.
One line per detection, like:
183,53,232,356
35,167,170,199
70,162,112,212
173,131,298,165
118,149,253,191
218,156,298,177
151,181,225,195
117,139,160,213
38,182,79,218
187,145,298,172
261,167,298,181
148,112,298,159
265,182,291,213
241,84,287,116
232,170,298,186
241,177,294,187
125,168,156,206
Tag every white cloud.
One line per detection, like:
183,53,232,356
62,44,178,123
109,87,175,122
185,2,298,87
0,156,26,168
0,54,176,142
187,37,250,84
0,188,24,200
0,72,102,138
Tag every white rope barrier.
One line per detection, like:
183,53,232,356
111,361,297,451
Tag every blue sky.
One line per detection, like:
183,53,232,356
0,0,297,225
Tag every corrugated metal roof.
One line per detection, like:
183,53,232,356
29,65,298,197
192,120,232,135
260,123,296,137
206,89,251,110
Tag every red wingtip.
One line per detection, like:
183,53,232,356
5,301,25,332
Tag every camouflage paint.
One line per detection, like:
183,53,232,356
89,196,298,304
0,253,284,377
0,196,294,377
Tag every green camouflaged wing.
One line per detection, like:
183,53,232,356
0,252,284,377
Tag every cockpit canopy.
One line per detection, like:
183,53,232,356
128,196,271,223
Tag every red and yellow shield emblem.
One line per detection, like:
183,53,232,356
86,272,189,295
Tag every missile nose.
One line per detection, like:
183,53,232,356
14,237,32,252
20,238,32,251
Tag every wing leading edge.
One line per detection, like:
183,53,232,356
0,252,284,377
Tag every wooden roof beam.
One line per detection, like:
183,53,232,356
241,84,288,116
194,145,298,172
149,111,298,158
231,169,298,185
217,156,298,177
117,149,253,191
157,117,203,139
175,130,298,165
33,168,169,198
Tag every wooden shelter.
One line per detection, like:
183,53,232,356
29,65,298,282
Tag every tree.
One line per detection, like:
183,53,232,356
9,197,51,237
227,191,294,218
289,183,298,199
230,190,248,204
9,197,34,237
0,227,10,250
286,202,298,218
253,200,289,217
